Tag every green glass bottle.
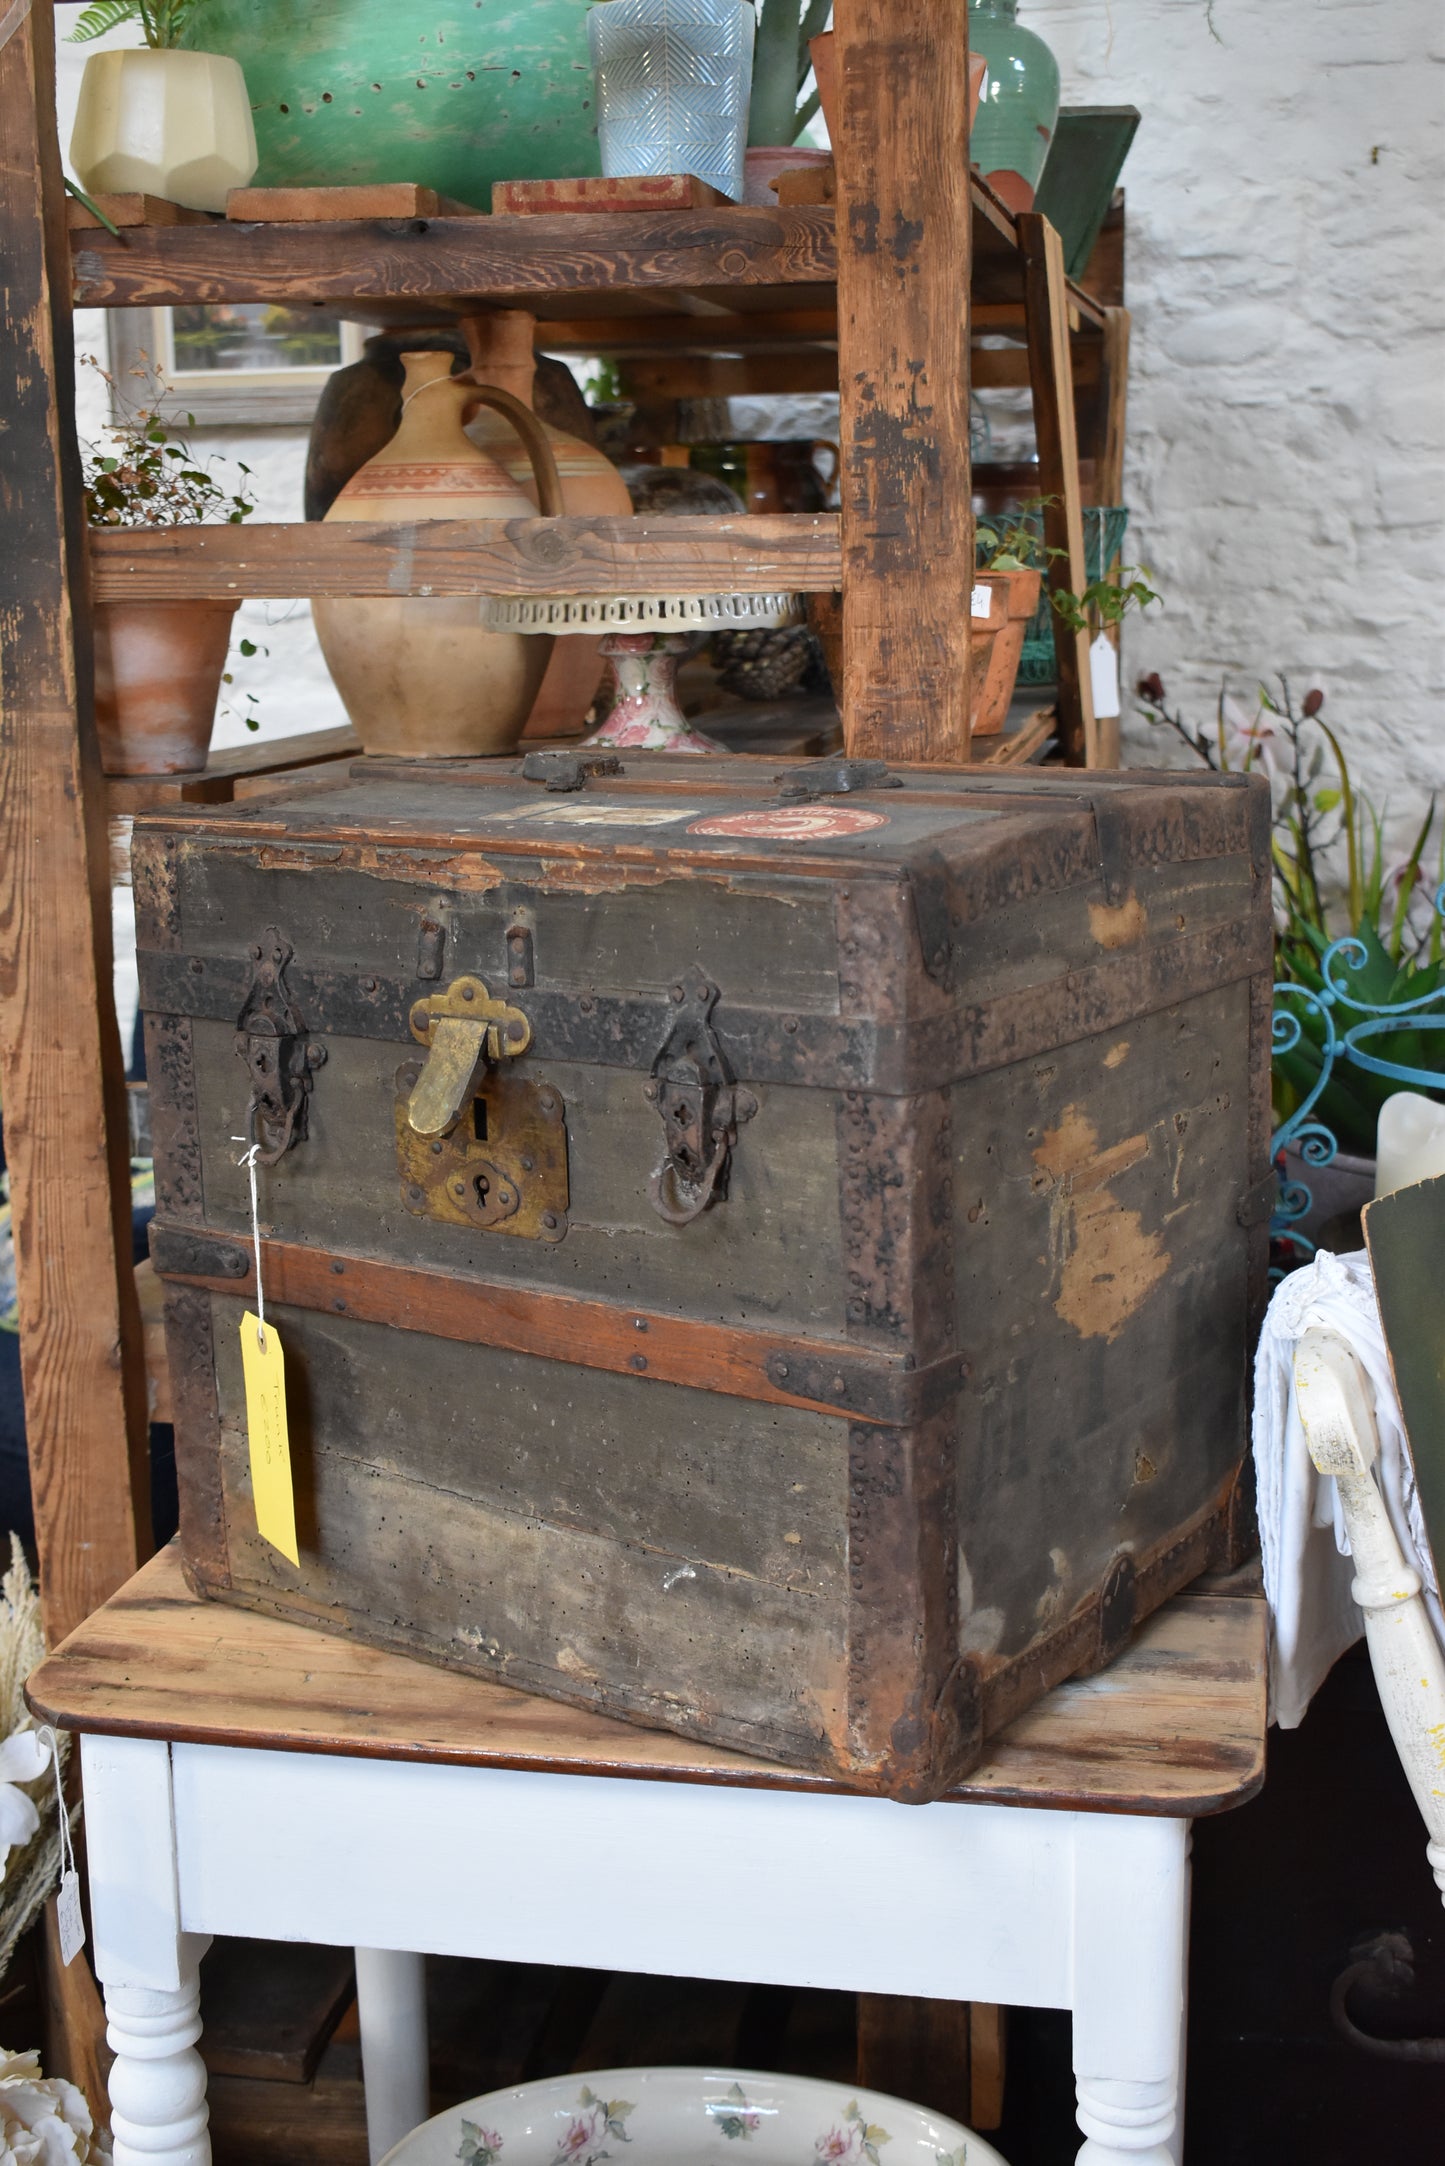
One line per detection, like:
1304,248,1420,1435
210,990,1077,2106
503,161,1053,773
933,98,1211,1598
968,0,1061,212
183,0,601,205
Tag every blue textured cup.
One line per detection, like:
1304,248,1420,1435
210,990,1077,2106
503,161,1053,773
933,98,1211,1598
587,0,755,204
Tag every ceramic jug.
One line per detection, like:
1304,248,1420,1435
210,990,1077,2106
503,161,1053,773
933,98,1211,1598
461,312,635,739
313,352,562,759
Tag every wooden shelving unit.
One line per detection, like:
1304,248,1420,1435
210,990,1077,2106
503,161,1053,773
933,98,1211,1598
3,0,1125,1832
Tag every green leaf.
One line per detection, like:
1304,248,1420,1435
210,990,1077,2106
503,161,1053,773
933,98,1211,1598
67,1,143,44
238,638,258,657
1314,788,1341,813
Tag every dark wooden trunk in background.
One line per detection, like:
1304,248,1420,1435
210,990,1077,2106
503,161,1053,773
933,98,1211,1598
139,755,1272,1799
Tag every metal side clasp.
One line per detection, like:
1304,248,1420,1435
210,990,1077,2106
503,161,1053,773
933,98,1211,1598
235,928,325,1166
645,968,757,1227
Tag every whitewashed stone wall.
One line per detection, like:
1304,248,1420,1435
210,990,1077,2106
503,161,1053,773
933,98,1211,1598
1027,0,1444,821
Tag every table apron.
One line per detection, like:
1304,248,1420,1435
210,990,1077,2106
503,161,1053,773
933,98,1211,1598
164,1743,1097,2008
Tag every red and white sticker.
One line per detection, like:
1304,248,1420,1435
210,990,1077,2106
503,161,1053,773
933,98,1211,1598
687,806,891,842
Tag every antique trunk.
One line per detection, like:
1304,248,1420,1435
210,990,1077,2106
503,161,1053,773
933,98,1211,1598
136,751,1273,1801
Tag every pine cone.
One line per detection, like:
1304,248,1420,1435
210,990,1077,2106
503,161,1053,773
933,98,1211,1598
711,625,820,701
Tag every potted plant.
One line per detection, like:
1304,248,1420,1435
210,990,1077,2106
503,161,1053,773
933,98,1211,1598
1138,675,1445,1252
81,358,257,775
742,0,833,200
969,507,1047,734
68,3,258,216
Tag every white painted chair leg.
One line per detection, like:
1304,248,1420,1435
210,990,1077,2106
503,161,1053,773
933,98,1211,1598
1070,1813,1190,2165
105,1975,210,2166
1295,1328,1445,1906
355,1946,429,2165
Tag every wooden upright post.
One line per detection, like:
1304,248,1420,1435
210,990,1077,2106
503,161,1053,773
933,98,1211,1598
833,0,974,763
1019,210,1099,767
0,4,152,1640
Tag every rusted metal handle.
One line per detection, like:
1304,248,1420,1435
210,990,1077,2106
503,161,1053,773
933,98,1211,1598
649,1126,733,1227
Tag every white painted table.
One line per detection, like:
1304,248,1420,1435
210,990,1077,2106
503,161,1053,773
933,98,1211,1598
28,1548,1266,2166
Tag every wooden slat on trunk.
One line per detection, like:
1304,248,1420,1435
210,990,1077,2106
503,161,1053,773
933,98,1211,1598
833,0,974,761
0,0,151,1642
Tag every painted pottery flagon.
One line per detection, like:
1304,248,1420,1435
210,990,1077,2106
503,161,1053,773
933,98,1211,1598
313,353,563,760
181,0,601,203
967,0,1060,211
461,312,634,740
93,600,240,776
588,0,755,203
70,49,258,215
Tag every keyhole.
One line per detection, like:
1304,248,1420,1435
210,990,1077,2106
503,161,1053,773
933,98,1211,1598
472,1096,489,1141
474,1171,491,1208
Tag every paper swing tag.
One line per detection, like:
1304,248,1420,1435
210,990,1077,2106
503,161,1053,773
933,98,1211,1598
57,1867,85,1969
1089,632,1122,719
240,1313,299,1566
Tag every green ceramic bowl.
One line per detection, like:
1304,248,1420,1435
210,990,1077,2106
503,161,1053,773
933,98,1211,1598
184,0,601,206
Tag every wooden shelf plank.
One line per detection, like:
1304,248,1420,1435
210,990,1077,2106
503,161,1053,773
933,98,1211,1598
105,724,361,815
71,205,837,309
89,514,841,603
70,191,1109,329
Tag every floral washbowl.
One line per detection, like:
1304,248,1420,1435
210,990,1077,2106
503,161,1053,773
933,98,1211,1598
380,2066,1011,2165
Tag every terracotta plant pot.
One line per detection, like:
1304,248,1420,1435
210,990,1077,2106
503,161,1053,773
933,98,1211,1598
969,565,1042,735
313,352,563,760
461,311,634,741
93,599,239,775
809,33,985,145
742,145,831,205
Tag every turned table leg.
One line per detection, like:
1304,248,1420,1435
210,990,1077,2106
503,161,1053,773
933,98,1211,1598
1071,1814,1190,2165
356,1946,430,2164
105,1976,210,2166
79,1735,212,2165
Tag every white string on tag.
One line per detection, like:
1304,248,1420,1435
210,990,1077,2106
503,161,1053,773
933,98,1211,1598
232,1136,267,1350
36,1726,84,1967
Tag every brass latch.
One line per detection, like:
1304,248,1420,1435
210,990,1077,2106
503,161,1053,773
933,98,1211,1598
406,975,532,1137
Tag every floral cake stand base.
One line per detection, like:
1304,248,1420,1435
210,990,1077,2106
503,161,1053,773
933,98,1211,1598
582,633,721,753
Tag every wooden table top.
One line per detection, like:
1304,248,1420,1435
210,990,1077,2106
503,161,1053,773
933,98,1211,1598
28,1546,1267,1818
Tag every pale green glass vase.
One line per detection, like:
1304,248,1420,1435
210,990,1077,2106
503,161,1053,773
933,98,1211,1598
968,0,1061,211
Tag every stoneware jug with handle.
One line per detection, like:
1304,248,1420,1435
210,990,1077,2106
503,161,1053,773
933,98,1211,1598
313,352,562,758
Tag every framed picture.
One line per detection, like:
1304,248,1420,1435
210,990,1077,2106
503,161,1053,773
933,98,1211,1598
107,303,368,427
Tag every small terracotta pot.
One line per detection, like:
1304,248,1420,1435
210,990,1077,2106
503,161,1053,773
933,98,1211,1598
969,566,1041,735
809,34,986,145
93,598,239,775
742,145,832,205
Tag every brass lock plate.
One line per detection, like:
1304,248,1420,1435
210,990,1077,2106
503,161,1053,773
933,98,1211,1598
395,1062,569,1242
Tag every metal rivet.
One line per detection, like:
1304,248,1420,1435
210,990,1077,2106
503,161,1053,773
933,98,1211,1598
630,1353,648,1371
510,968,526,986
333,1298,347,1312
669,984,685,1003
330,1261,345,1275
431,1140,443,1155
633,1317,648,1332
248,944,262,960
361,976,377,993
520,1154,534,1172
832,1375,846,1393
272,947,284,963
579,995,596,1015
452,1181,466,1197
541,1211,559,1231
407,1184,423,1202
783,1016,798,1034
775,1361,789,1379
188,957,204,974
461,985,475,1001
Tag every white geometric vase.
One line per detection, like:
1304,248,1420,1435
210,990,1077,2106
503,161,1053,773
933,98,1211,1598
70,48,258,215
586,0,754,203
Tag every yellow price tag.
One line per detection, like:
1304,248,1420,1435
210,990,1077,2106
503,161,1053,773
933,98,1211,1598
239,1312,299,1566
